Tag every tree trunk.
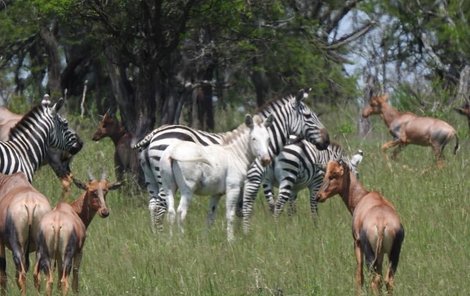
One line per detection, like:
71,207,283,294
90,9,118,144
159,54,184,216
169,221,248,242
251,57,270,107
39,25,62,98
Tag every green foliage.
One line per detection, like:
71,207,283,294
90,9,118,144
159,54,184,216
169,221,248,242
31,0,73,16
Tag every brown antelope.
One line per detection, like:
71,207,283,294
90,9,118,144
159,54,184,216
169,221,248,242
92,110,143,185
362,94,459,167
0,106,76,199
0,172,52,296
317,160,404,295
33,171,122,296
454,102,470,133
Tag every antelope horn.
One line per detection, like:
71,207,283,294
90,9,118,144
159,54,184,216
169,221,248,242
87,169,95,181
101,169,108,181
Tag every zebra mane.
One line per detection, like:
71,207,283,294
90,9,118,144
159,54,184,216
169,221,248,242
9,104,46,140
220,122,249,144
254,94,292,114
220,115,264,144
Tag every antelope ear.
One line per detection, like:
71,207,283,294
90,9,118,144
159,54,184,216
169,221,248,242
264,114,273,128
51,98,65,114
381,93,389,102
295,87,311,102
245,114,254,128
72,177,87,190
108,181,123,191
338,164,345,176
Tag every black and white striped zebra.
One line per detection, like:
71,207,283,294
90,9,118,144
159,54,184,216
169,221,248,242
0,98,83,182
134,88,330,232
262,140,358,219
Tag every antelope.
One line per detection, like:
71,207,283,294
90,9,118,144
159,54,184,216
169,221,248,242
362,94,459,167
0,172,52,296
454,102,470,133
33,171,122,296
92,110,143,186
316,160,404,295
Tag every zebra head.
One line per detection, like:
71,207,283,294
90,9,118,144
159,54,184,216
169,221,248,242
246,114,273,167
46,98,83,155
290,88,329,150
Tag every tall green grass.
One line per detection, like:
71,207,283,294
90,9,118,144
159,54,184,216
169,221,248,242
3,107,470,295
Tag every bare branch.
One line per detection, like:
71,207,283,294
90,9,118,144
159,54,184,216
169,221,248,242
327,21,376,50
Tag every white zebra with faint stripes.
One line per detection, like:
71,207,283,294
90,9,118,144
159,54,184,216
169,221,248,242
159,114,272,241
262,140,359,219
0,97,83,182
133,88,330,233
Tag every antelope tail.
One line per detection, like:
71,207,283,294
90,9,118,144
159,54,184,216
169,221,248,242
24,205,38,271
52,224,61,262
453,133,460,155
372,225,385,267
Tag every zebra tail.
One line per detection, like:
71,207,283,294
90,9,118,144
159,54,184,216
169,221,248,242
132,130,159,150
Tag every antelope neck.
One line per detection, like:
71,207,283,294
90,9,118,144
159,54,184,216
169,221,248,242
70,194,96,228
380,102,401,128
339,171,369,215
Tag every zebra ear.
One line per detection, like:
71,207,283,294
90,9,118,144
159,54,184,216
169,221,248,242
264,114,274,128
245,114,254,128
52,98,65,114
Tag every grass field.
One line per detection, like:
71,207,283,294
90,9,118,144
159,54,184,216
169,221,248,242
3,107,470,295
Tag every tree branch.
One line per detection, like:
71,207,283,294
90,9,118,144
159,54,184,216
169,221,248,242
327,20,375,50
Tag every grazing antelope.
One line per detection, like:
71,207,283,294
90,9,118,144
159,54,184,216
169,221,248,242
454,102,470,133
0,172,52,296
159,114,272,241
92,110,143,186
362,94,459,167
316,160,404,295
33,171,121,296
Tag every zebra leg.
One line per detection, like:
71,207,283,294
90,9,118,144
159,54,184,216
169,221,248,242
226,187,240,242
287,193,298,216
242,161,265,234
309,174,324,219
274,179,295,219
309,191,319,219
176,189,195,234
207,194,222,228
262,167,276,213
139,149,164,233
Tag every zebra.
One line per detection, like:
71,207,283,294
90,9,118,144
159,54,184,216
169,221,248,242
262,140,358,219
133,88,330,232
159,114,272,241
0,97,83,182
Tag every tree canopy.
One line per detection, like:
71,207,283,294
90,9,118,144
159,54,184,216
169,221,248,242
0,0,467,135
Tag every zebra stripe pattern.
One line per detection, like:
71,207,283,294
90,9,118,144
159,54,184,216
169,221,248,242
134,88,330,232
262,140,357,219
0,98,83,182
